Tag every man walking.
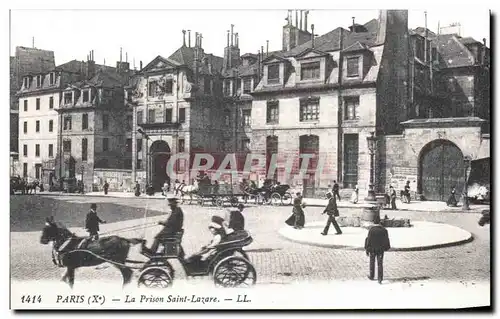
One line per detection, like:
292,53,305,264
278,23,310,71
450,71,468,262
332,180,341,201
321,192,342,235
364,215,391,284
404,181,411,203
85,203,106,240
103,180,109,195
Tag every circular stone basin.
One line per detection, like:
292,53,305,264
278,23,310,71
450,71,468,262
278,221,473,251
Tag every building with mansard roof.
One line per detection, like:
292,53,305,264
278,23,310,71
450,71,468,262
220,10,489,200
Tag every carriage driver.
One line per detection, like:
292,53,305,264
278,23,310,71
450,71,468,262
142,195,184,256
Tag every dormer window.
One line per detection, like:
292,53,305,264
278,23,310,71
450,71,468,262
36,75,42,88
23,77,31,89
268,64,280,84
49,73,55,85
64,92,72,104
82,90,90,103
243,78,252,94
346,57,360,77
301,61,321,80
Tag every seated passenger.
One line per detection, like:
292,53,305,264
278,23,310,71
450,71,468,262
224,203,246,233
186,216,226,265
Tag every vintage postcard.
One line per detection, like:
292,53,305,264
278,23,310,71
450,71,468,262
9,7,491,310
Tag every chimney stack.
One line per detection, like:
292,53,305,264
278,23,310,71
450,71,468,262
195,32,199,47
288,10,292,26
126,52,128,63
300,10,303,30
199,33,203,48
231,24,234,46
295,10,298,28
188,30,191,47
227,30,230,47
352,17,355,32
261,45,264,59
483,38,487,64
120,47,122,63
304,10,309,32
311,24,315,48
182,30,186,46
266,40,269,57
235,33,239,48
91,50,94,61
140,60,143,70
104,58,106,65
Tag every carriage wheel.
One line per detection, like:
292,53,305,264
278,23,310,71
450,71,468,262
264,194,273,205
282,192,293,206
271,193,281,206
216,197,225,207
213,256,256,288
230,196,239,207
137,267,173,289
197,196,204,206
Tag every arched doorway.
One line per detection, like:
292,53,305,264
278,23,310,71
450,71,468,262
419,139,464,201
150,140,171,192
300,135,319,197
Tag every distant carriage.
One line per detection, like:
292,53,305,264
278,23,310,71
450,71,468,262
243,180,292,206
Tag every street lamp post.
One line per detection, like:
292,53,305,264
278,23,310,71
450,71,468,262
365,132,377,202
462,155,472,211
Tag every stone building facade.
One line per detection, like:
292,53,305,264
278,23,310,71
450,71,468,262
57,56,133,192
128,31,226,191
10,46,55,174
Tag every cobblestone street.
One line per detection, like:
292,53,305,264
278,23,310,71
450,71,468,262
10,195,490,286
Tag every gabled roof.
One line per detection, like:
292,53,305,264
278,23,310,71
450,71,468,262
295,47,330,59
141,55,182,72
166,45,224,75
261,54,289,64
459,37,482,45
343,41,371,53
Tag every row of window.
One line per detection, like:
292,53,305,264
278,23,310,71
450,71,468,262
23,119,54,134
136,108,186,125
22,73,56,89
267,57,360,84
22,97,55,112
265,96,360,123
223,78,254,96
23,144,53,157
62,113,108,131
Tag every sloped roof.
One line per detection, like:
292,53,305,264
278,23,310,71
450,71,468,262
167,45,224,75
459,37,482,45
343,41,371,53
56,60,116,74
434,34,475,68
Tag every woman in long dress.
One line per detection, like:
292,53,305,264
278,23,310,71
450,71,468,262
285,194,305,229
447,187,458,207
350,185,359,204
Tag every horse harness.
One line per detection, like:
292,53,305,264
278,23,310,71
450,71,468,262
53,236,96,267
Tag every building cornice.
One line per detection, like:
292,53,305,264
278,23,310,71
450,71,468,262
251,81,376,97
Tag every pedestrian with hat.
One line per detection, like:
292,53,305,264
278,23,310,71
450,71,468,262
285,192,306,229
142,194,184,256
85,203,106,240
321,192,342,235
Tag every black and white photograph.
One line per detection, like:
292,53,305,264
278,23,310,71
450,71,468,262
7,5,491,310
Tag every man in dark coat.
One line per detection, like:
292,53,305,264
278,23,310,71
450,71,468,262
364,215,391,284
321,192,342,235
134,181,141,197
103,180,109,195
404,181,411,203
332,180,341,201
85,203,106,239
142,195,184,256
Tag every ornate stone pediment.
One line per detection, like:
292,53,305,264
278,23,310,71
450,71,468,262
141,56,181,73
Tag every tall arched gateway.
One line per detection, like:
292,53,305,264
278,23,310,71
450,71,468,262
150,140,171,192
419,139,464,201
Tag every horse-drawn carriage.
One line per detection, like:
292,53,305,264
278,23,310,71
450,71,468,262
41,217,256,288
138,229,255,288
243,180,293,206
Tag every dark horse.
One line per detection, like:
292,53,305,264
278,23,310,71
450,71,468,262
40,217,143,288
478,210,490,227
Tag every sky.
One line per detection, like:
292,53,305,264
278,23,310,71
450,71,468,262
9,9,490,68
